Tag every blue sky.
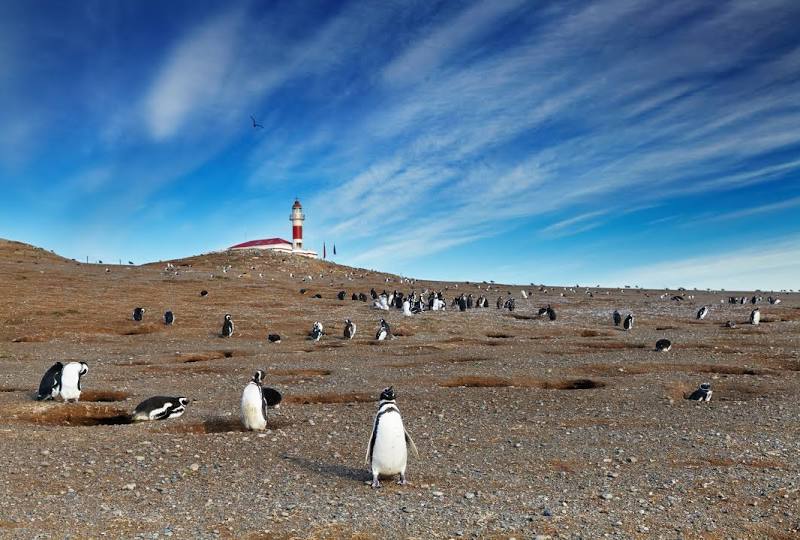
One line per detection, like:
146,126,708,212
1,0,799,290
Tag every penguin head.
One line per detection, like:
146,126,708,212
700,383,711,391
252,370,264,384
379,386,395,402
79,362,89,376
178,397,190,407
224,314,232,321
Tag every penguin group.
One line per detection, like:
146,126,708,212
36,361,89,402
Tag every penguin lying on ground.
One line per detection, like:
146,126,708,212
685,383,712,402
268,334,281,343
132,396,189,422
365,387,419,488
655,338,672,352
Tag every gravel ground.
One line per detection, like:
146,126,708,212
0,238,798,539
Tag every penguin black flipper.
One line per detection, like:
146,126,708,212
365,416,379,466
262,387,282,407
404,429,419,459
36,361,63,400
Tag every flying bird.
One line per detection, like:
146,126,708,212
250,115,264,129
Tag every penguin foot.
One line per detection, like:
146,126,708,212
371,479,381,489
397,473,407,485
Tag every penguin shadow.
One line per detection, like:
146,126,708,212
282,455,370,483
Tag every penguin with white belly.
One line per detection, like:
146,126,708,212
59,362,89,402
241,370,282,431
365,386,419,488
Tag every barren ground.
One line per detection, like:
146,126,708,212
0,238,798,539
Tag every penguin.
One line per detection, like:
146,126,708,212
466,294,474,309
36,361,64,401
365,387,419,488
537,306,549,317
655,338,672,352
402,299,412,316
200,290,208,297
359,292,368,302
310,321,324,341
749,308,760,325
132,307,145,321
686,382,712,402
457,295,467,312
613,310,621,326
164,310,175,325
696,306,709,320
344,319,356,340
241,370,282,431
352,293,359,301
505,297,515,311
268,334,281,343
221,314,234,337
59,361,89,402
496,296,503,309
337,291,346,300
724,320,736,329
546,306,557,321
623,314,634,331
376,319,390,341
132,396,189,422
521,290,528,299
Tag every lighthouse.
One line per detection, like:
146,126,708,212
227,198,317,258
291,199,305,250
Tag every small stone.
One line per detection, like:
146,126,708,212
135,456,145,461
627,457,638,464
122,483,136,491
464,492,475,499
601,492,613,500
432,491,444,497
189,463,200,472
514,442,522,448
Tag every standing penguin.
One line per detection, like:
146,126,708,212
686,382,712,401
697,306,709,320
59,362,89,402
132,396,189,422
546,306,557,321
365,387,419,488
241,370,282,431
221,314,234,337
164,310,175,325
749,308,760,325
132,307,145,321
376,319,390,341
402,299,412,316
36,361,64,400
344,319,357,340
613,310,622,326
623,314,634,331
310,321,324,341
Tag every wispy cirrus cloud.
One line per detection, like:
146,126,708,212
295,0,800,279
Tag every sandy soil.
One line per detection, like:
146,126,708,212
0,238,798,539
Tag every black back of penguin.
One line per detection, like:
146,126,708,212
36,361,63,400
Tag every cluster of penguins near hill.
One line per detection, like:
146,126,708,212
30,277,780,486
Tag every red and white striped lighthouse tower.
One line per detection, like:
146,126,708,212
290,199,305,250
